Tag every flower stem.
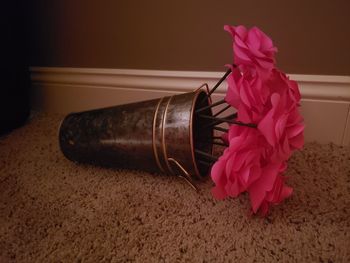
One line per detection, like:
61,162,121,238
195,149,218,162
197,160,214,166
213,141,228,147
200,67,235,104
199,114,256,128
195,99,226,114
213,104,231,117
202,113,237,128
213,126,229,133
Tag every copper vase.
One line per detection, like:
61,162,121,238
59,89,213,181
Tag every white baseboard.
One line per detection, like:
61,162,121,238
30,67,350,146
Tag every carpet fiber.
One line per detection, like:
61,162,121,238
0,112,349,262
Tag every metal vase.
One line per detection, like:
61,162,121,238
59,89,213,180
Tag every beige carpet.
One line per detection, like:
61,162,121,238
0,112,349,262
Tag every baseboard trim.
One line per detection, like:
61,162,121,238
31,67,350,101
30,67,350,146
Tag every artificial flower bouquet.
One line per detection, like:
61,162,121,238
210,25,304,216
59,24,304,217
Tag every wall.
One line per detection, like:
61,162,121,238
29,0,350,75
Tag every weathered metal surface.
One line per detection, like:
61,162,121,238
59,89,213,179
59,99,160,173
162,92,201,178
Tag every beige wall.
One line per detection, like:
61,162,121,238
30,0,350,75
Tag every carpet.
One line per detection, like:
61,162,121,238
0,112,349,262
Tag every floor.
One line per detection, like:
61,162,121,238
0,112,349,262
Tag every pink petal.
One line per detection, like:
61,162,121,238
287,123,304,139
248,165,262,185
248,184,266,213
237,104,252,123
226,179,242,197
270,93,282,113
240,80,254,108
257,58,274,70
225,156,235,179
251,27,275,52
234,46,253,64
267,176,283,202
231,151,247,172
279,162,288,173
286,108,303,127
229,135,244,151
289,132,304,150
258,109,276,145
280,185,293,201
225,70,241,108
247,28,261,50
258,201,270,216
289,80,301,102
223,25,235,37
260,163,280,191
241,166,251,184
211,159,225,185
275,114,288,141
233,25,248,39
221,132,228,144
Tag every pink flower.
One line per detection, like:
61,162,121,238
211,126,264,200
211,24,304,216
225,65,267,123
211,125,293,216
248,171,293,216
224,25,277,80
258,70,304,156
225,67,305,160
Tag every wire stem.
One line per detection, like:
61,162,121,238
199,114,256,128
196,99,226,114
195,149,218,162
200,67,235,104
213,104,231,117
213,126,229,132
213,141,228,147
197,160,214,166
202,113,237,128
